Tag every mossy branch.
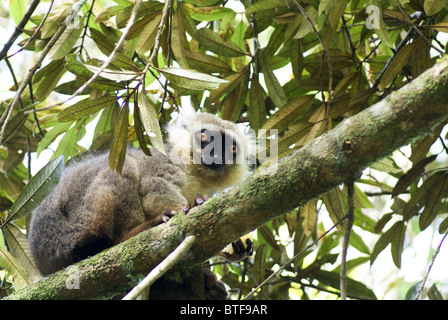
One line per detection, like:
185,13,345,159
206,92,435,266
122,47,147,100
5,57,448,300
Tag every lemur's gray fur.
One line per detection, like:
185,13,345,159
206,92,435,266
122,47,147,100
29,106,254,298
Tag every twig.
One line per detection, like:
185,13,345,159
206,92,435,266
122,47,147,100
414,228,448,300
6,0,55,59
78,0,96,55
30,0,143,115
396,5,444,56
291,0,332,131
122,234,197,300
340,182,355,300
0,0,87,143
142,0,172,86
372,26,415,89
0,0,41,62
244,214,348,300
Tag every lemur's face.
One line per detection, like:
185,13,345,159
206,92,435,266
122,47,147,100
194,127,241,172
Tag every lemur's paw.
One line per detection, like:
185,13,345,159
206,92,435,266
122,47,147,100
204,268,227,300
160,209,178,223
219,237,254,262
183,194,210,213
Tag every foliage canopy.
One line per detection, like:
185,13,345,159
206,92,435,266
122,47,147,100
1,0,448,300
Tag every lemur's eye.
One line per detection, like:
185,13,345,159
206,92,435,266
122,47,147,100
198,132,208,142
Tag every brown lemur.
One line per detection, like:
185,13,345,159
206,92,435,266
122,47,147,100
28,105,255,299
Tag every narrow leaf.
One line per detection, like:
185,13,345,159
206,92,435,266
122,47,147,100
137,92,165,155
248,75,266,130
391,221,406,268
36,122,71,157
424,0,448,16
0,107,30,145
259,95,315,137
392,154,437,197
48,19,84,60
300,201,317,237
0,248,29,289
6,156,64,223
246,0,292,15
379,41,420,90
261,56,287,108
159,67,228,91
196,28,245,57
58,95,117,122
109,105,129,175
322,187,346,232
371,221,404,265
2,223,41,281
419,173,448,230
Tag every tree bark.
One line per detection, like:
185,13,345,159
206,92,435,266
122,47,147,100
5,56,448,300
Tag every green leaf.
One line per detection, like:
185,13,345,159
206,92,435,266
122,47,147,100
438,216,448,234
311,269,377,299
419,173,448,230
171,8,189,69
327,0,349,30
48,19,84,60
261,56,287,108
196,28,246,57
371,221,405,265
0,107,30,145
184,51,231,74
259,95,315,137
33,59,67,101
109,104,129,175
207,71,247,106
137,92,165,155
349,230,371,255
133,103,151,156
322,187,346,232
0,247,29,289
2,223,41,281
184,3,235,21
36,122,72,157
254,244,266,284
300,201,317,237
424,0,448,16
134,13,162,54
392,154,437,197
391,221,406,268
83,65,139,82
248,75,266,130
49,124,77,161
378,41,420,90
6,156,64,223
58,95,117,122
159,67,228,91
246,0,292,15
428,284,444,300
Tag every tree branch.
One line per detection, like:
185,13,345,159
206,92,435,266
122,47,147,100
5,56,448,300
122,234,197,300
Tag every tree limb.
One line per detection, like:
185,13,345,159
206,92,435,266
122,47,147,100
122,235,197,300
5,56,448,300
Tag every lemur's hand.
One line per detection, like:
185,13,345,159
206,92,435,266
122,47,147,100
182,194,210,213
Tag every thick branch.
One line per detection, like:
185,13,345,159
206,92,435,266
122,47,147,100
5,57,448,300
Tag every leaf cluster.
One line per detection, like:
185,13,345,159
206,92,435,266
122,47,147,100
1,0,448,299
